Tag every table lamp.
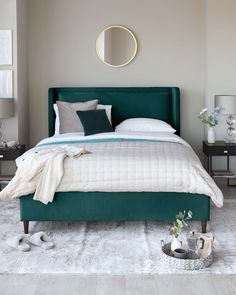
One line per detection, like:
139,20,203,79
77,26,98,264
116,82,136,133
0,98,14,140
215,95,236,142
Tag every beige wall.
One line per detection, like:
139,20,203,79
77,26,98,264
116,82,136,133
206,0,236,138
0,0,29,146
28,0,205,157
0,0,18,142
2,0,236,169
0,0,28,174
16,0,29,146
20,0,236,162
0,0,18,174
206,0,236,169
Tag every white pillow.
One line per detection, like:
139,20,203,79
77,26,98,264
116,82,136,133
53,104,60,135
97,104,112,124
53,103,112,135
115,118,176,133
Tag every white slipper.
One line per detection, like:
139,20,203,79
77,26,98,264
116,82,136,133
28,232,54,250
7,234,31,252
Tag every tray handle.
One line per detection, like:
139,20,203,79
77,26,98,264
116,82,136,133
161,240,165,247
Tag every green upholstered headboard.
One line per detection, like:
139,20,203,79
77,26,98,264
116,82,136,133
48,87,180,137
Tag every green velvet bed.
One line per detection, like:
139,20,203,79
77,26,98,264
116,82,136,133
20,87,210,234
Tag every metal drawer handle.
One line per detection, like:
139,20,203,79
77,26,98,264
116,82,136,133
224,150,228,154
0,155,3,158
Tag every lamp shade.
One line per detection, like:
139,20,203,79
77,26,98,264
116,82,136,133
215,95,236,115
0,98,14,119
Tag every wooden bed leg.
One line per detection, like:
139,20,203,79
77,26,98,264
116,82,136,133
23,221,29,234
201,221,207,233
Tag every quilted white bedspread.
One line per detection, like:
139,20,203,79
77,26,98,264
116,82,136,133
0,132,223,207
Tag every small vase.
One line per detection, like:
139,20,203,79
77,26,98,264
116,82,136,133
208,127,215,144
171,237,182,252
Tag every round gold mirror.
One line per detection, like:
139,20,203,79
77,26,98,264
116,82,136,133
96,25,137,67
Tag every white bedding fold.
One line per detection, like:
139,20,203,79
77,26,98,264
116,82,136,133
0,132,223,207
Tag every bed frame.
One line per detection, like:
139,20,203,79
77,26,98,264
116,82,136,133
20,87,210,234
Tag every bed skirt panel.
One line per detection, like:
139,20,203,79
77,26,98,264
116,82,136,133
19,192,210,221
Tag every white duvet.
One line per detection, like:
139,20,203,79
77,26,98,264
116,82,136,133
0,132,223,207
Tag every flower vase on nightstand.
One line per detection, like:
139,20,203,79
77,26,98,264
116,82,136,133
208,127,215,144
198,107,221,144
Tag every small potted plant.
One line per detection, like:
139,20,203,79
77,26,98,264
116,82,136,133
169,210,192,252
198,107,222,143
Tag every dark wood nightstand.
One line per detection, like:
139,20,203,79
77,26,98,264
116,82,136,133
203,141,236,186
0,145,26,186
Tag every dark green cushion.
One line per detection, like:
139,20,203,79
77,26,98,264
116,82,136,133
77,109,114,136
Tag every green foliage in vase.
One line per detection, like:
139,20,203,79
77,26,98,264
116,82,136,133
169,210,193,238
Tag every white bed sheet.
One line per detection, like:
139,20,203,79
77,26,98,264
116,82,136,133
0,132,223,207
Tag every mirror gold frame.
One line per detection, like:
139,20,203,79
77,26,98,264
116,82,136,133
96,25,138,68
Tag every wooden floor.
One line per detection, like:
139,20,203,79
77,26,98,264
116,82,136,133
0,274,236,295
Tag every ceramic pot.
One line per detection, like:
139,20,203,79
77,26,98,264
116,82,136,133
173,248,188,259
171,237,182,252
208,127,215,144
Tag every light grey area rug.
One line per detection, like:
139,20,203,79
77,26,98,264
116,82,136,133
0,199,235,274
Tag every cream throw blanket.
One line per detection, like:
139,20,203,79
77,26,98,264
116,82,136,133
6,145,90,205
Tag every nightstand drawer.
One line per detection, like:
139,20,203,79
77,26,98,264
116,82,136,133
0,145,26,161
203,141,236,156
0,175,13,184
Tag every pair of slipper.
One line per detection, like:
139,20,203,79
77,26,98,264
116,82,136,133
7,231,54,252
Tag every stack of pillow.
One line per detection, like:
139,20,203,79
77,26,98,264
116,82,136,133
54,100,112,136
54,99,176,136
